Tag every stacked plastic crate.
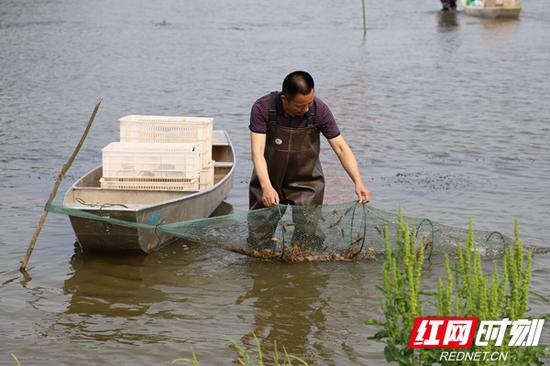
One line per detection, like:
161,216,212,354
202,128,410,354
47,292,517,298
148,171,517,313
99,115,214,191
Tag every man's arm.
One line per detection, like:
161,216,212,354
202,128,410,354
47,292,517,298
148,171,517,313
328,135,371,204
250,132,279,206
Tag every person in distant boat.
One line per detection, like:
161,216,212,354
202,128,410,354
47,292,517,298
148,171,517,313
247,71,370,247
441,0,457,11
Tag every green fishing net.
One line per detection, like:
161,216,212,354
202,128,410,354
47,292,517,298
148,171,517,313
45,201,512,261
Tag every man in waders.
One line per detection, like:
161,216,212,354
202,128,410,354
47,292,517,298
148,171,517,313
247,71,370,248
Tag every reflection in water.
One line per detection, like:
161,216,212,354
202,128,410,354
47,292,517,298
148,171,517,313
64,201,234,318
480,17,520,30
436,11,462,60
438,11,459,29
64,251,160,316
61,241,203,345
479,17,521,44
237,261,329,362
64,241,202,316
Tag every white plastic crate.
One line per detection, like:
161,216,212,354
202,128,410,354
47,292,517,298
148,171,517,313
119,115,213,167
102,142,201,180
199,161,215,190
100,177,199,191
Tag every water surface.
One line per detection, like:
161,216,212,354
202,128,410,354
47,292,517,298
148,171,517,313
1,0,549,364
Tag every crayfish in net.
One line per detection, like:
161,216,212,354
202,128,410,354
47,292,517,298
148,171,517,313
224,243,380,263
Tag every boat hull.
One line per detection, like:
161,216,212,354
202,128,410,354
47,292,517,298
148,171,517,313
461,0,521,18
463,6,521,18
64,131,235,253
68,176,233,252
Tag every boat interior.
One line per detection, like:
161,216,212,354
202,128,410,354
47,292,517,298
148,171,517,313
63,131,234,211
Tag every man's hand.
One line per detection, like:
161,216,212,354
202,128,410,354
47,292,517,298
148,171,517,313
355,182,371,204
262,186,280,207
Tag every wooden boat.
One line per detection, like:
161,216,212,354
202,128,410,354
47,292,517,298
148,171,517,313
462,0,521,18
62,130,235,253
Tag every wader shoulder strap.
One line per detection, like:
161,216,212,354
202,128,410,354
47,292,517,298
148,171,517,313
307,99,317,127
268,91,278,126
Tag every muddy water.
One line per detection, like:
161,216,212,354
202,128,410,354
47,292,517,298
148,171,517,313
1,0,549,364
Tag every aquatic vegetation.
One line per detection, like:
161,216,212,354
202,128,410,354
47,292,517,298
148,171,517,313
172,334,308,366
365,209,426,364
172,347,200,366
10,336,308,366
366,212,548,365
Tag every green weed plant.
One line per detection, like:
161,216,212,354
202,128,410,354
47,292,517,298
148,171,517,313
366,210,548,365
172,333,308,366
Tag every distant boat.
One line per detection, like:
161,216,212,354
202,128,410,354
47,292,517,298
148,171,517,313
63,130,235,253
462,0,521,18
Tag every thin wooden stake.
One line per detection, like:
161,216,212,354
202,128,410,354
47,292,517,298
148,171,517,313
20,98,103,272
362,0,367,36
10,353,22,366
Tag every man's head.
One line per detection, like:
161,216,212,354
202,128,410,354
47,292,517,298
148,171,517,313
281,71,315,117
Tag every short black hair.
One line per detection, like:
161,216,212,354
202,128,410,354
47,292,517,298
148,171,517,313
282,71,315,101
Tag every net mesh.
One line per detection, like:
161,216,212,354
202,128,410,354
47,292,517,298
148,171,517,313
46,201,512,261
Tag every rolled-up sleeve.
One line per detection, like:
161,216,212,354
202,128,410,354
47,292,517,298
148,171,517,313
249,101,267,134
316,98,341,139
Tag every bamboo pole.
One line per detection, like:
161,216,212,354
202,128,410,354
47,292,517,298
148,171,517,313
362,0,367,36
20,98,103,272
